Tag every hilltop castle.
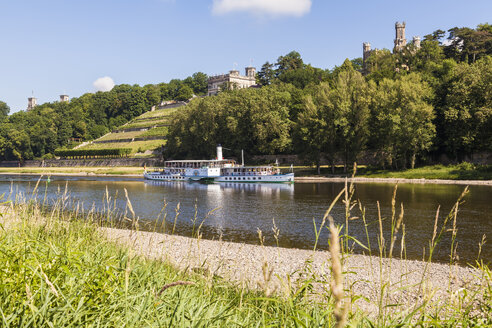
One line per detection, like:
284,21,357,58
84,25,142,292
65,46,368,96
363,22,421,72
26,94,69,111
207,66,256,96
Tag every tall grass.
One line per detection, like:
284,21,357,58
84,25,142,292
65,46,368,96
0,175,491,326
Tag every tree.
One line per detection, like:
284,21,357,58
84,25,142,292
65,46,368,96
277,65,327,89
0,101,10,120
295,84,334,174
445,25,492,63
364,49,397,82
442,56,492,158
166,86,292,159
330,63,371,171
191,72,209,95
370,73,435,168
275,51,304,77
175,85,193,101
257,61,275,86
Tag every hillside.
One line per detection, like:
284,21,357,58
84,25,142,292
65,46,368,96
76,104,182,157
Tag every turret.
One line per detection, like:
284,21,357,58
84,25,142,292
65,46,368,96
363,42,372,61
394,21,407,52
412,36,421,49
27,97,37,111
245,66,256,79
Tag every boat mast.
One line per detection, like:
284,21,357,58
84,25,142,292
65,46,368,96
241,149,244,166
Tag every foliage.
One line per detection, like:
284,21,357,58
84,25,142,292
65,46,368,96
369,73,435,169
166,86,292,159
0,73,205,161
0,100,10,121
54,148,132,158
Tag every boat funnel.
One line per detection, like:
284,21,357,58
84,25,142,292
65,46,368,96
217,144,223,160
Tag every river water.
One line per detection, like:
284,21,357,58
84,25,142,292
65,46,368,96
1,175,491,263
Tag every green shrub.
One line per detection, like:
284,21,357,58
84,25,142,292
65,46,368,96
54,148,132,158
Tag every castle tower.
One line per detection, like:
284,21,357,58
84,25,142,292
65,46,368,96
412,36,421,49
245,66,256,79
27,97,37,111
363,42,372,62
394,21,407,52
60,94,69,102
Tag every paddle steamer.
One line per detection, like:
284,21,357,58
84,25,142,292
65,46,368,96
143,145,294,183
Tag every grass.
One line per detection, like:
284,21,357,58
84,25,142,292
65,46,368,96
0,197,336,327
80,140,167,153
278,163,492,180
1,172,491,326
96,130,146,141
0,166,144,175
359,163,492,180
119,118,170,130
137,107,178,119
139,126,169,138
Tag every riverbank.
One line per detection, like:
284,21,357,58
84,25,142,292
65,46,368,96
1,200,491,325
0,166,491,186
103,225,484,315
295,176,492,185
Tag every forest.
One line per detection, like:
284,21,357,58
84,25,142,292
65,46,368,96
0,73,207,161
166,23,492,171
0,24,490,170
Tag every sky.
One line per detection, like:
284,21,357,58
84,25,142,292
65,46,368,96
0,0,491,113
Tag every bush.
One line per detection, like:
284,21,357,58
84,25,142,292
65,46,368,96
456,162,475,171
54,148,132,159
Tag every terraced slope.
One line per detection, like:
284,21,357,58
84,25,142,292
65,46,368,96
78,107,179,156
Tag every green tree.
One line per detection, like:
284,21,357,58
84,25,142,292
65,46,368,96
330,63,371,171
295,83,335,174
257,61,275,86
442,56,492,157
0,101,10,120
275,51,304,77
370,73,435,168
175,85,194,101
191,72,209,95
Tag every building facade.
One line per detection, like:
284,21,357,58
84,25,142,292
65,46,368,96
208,67,256,96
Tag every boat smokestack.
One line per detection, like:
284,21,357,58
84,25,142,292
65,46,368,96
217,144,223,160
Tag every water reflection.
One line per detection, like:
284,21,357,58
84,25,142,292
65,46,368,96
0,175,491,263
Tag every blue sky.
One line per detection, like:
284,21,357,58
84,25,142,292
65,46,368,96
0,0,490,113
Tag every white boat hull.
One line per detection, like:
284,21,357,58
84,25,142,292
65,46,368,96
144,172,187,181
214,173,294,183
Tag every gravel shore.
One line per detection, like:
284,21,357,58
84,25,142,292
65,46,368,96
102,227,485,314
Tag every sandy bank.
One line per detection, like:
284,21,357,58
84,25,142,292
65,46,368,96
295,176,492,186
102,227,484,314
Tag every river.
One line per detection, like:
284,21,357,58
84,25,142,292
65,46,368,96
1,175,491,264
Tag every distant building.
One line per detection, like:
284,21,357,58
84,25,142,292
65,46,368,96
27,97,37,111
60,94,69,102
362,22,421,73
207,66,256,96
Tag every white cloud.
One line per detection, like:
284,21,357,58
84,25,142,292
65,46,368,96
93,76,115,92
212,0,311,17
